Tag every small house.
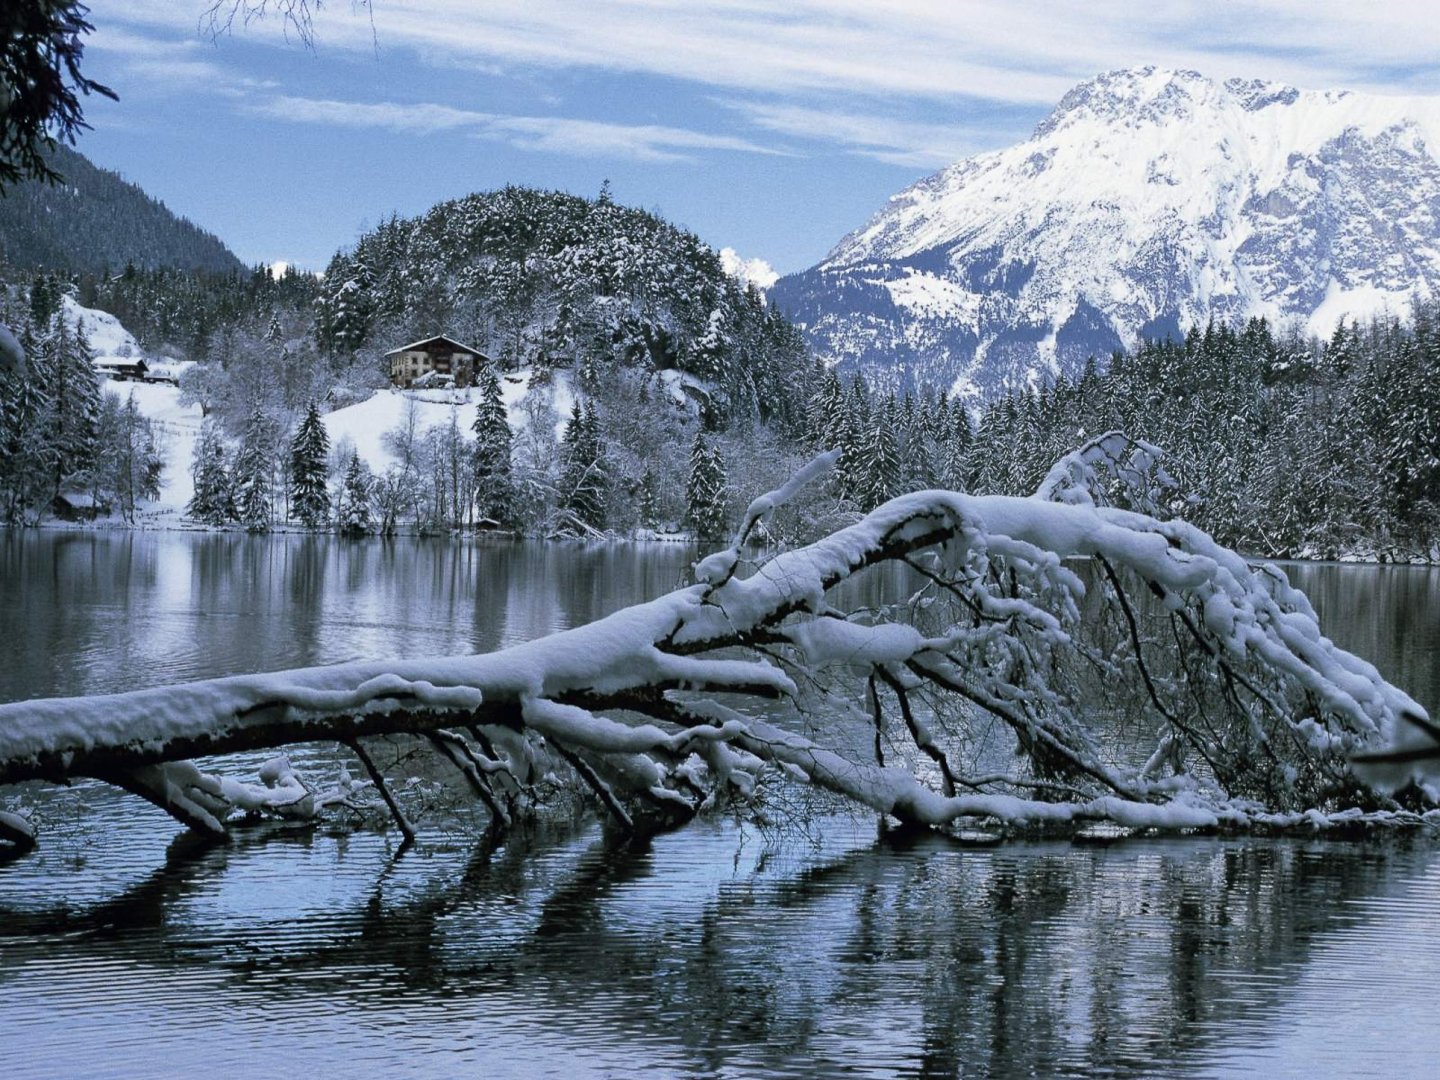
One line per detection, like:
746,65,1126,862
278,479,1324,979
52,491,110,521
93,357,149,382
385,335,490,389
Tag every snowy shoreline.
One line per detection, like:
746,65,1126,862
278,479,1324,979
17,515,703,545
7,516,1436,566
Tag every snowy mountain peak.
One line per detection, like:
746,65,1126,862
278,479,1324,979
776,67,1440,398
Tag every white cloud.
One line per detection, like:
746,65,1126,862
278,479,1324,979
722,100,1011,167
719,248,779,290
98,3,1440,165
107,1,1440,106
245,95,786,162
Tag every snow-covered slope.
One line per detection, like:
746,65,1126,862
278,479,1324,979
771,66,1440,397
323,372,575,475
111,382,204,511
63,296,144,364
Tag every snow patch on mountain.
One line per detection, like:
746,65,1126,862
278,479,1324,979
773,66,1440,396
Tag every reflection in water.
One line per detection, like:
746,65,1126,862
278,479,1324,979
2,535,1439,1077
3,804,1438,1078
0,531,697,701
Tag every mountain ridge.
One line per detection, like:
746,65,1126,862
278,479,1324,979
0,144,245,277
772,66,1440,397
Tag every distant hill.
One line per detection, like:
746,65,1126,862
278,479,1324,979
317,186,814,429
772,66,1440,398
0,144,244,276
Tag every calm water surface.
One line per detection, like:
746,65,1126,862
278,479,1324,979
1,533,1438,1079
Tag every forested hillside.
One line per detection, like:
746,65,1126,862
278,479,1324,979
809,309,1440,560
2,185,823,537
318,186,814,430
0,146,244,276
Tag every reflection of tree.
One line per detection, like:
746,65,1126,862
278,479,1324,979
1,823,1428,1076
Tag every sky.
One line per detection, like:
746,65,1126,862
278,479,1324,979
73,1,1440,276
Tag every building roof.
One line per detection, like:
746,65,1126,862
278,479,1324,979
384,334,489,358
93,356,149,371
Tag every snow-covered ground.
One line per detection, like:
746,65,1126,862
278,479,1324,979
323,370,575,475
63,296,143,363
108,381,204,514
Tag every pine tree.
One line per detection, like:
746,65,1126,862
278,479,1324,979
471,364,515,525
941,405,973,492
559,400,607,530
836,375,871,502
860,410,901,510
233,406,276,531
288,401,331,527
638,467,662,528
44,317,101,495
806,369,844,449
686,431,728,541
337,454,373,535
188,422,236,525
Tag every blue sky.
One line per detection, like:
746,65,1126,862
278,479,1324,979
75,1,1440,276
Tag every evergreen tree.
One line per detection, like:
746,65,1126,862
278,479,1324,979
337,454,373,535
805,368,845,449
638,466,662,528
288,401,331,527
836,375,871,502
188,421,236,525
686,431,728,541
559,400,607,530
471,364,515,525
233,406,276,531
860,409,901,510
941,405,973,492
43,317,101,494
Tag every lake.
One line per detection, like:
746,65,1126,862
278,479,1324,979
2,532,1439,1078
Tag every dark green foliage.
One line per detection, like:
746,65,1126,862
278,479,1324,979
859,398,901,510
785,306,1440,558
314,187,813,432
288,401,330,527
0,145,241,273
0,306,107,520
558,400,608,531
470,364,514,525
0,3,115,189
685,431,727,540
73,262,318,358
187,422,235,525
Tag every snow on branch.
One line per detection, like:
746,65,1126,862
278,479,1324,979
0,434,1433,855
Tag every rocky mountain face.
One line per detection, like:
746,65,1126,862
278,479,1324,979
771,67,1440,397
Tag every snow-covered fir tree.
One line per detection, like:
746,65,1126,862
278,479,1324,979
558,400,608,532
188,421,236,525
637,466,661,529
288,401,331,528
42,317,101,494
859,405,901,510
232,406,276,532
96,393,163,521
470,364,514,526
685,431,728,540
337,454,373,535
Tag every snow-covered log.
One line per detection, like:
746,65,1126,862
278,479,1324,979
0,434,1432,852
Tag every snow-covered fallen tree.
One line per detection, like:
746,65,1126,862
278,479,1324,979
0,434,1435,854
